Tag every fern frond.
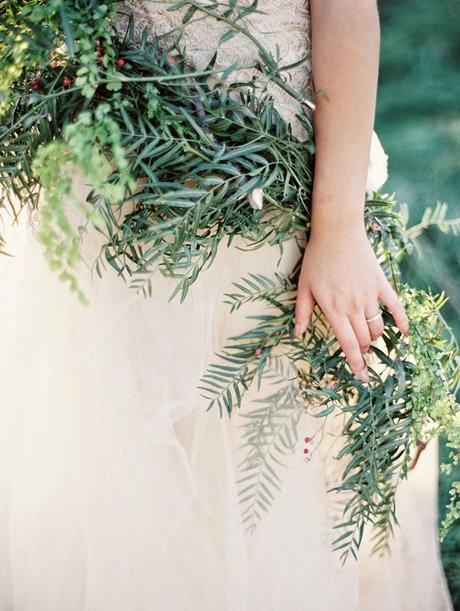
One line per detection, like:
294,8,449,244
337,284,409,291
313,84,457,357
236,357,304,532
408,201,460,240
223,271,296,312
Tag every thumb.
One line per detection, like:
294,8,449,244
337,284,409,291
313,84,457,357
294,288,315,338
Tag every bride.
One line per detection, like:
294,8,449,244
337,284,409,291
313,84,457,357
0,1,453,609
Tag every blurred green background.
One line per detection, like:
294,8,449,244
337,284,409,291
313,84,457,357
377,0,460,606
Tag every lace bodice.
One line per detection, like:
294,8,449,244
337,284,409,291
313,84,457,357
119,0,314,139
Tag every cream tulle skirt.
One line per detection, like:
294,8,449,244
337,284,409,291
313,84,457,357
0,207,453,610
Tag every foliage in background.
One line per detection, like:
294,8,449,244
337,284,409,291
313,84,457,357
377,0,460,602
377,0,460,325
0,0,459,566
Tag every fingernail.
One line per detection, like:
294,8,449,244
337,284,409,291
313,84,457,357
294,324,301,337
358,368,369,384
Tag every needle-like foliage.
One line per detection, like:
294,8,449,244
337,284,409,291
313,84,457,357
0,0,459,563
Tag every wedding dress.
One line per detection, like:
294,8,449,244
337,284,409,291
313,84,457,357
0,1,453,610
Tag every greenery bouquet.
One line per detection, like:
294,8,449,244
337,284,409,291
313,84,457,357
1,0,459,564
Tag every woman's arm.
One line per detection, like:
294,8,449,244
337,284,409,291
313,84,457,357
294,0,409,383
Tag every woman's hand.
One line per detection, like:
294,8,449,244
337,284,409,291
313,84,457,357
293,224,409,383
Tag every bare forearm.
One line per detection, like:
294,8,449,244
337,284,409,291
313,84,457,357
309,0,380,235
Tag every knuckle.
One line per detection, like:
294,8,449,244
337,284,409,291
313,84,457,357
294,305,308,321
349,294,363,313
363,290,375,304
295,314,309,327
329,289,349,311
370,319,384,333
385,296,398,311
296,281,308,296
321,300,339,320
340,338,355,354
350,356,365,371
295,295,308,310
370,326,383,340
387,291,402,311
328,294,341,313
393,299,404,314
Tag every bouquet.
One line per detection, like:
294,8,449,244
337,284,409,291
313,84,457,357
1,0,459,563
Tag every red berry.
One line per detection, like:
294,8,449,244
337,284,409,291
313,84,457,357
116,58,126,67
167,54,175,65
304,436,311,443
303,448,309,454
31,79,40,90
184,178,197,188
63,76,73,87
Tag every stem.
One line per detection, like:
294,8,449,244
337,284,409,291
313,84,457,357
172,0,308,103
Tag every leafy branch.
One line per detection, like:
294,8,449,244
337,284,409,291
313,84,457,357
199,258,460,563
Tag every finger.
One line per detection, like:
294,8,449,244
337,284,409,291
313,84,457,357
327,313,369,383
294,289,315,337
349,311,372,353
379,284,409,334
364,303,385,341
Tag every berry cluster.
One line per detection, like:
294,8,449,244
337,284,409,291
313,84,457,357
28,40,127,94
303,436,313,462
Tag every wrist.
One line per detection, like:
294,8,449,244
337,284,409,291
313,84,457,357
309,189,366,238
310,210,366,241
